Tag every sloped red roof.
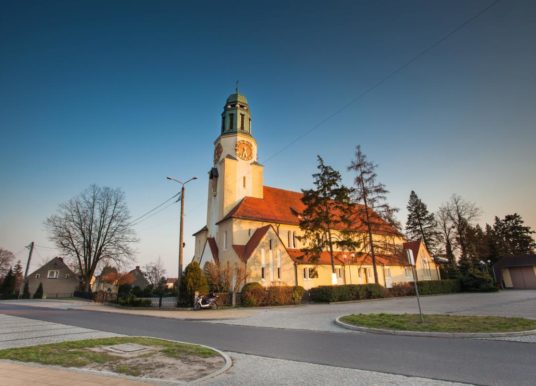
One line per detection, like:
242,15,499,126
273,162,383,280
403,240,423,263
286,249,409,267
207,237,219,265
193,225,208,236
218,186,398,235
233,225,271,263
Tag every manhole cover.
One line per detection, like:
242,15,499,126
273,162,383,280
104,343,151,354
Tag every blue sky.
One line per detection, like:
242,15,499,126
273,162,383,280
1,0,535,276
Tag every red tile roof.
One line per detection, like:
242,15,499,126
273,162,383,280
207,237,219,265
233,225,271,263
218,186,399,235
403,239,423,263
286,249,409,267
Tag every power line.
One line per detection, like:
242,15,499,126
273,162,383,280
262,0,501,164
131,199,178,226
129,192,180,225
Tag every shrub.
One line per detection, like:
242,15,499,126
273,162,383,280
309,284,386,303
291,286,305,304
73,290,92,300
389,283,415,297
117,294,152,307
241,282,266,306
179,261,209,306
33,283,44,299
22,282,31,299
460,271,497,292
241,284,306,307
418,279,461,295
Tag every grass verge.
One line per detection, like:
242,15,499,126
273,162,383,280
0,336,218,367
340,313,536,333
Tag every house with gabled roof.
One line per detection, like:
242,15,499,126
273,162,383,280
192,91,439,290
27,257,79,298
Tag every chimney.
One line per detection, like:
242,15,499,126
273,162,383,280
135,266,140,270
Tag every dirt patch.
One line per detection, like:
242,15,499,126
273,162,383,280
87,344,225,381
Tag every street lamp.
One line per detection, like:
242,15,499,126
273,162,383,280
166,176,197,301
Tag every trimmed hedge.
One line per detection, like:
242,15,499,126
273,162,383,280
309,284,386,303
241,284,305,307
309,280,462,303
117,295,152,307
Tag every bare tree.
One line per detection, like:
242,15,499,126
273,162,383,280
348,145,398,284
447,194,480,266
45,185,138,292
144,257,167,287
0,248,15,277
436,206,456,271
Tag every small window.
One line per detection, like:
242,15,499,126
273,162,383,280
47,270,59,279
269,239,272,250
277,267,281,279
337,268,343,278
405,267,413,279
223,231,228,250
65,274,70,279
309,268,318,279
35,273,40,279
240,113,245,130
261,267,265,279
243,176,246,188
287,231,291,247
303,268,307,279
248,229,252,237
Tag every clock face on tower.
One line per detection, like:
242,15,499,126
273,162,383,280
214,143,223,164
235,140,253,161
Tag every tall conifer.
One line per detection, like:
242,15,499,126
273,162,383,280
406,191,439,254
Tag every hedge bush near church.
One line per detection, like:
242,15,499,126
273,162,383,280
309,279,462,303
241,283,305,306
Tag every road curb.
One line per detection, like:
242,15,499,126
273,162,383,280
334,316,536,339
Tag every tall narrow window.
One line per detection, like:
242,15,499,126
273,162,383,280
249,118,252,132
248,228,252,237
277,250,281,279
292,232,297,248
243,176,246,188
269,239,272,250
229,113,234,131
223,231,228,250
240,113,245,130
221,115,225,132
269,250,274,281
261,248,266,279
287,231,291,247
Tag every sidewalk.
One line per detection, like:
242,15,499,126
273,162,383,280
0,361,150,386
1,299,253,320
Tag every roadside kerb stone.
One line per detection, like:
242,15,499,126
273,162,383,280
335,316,536,338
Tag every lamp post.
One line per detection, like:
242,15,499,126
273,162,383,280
166,176,197,301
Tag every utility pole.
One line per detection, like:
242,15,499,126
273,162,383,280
19,242,34,297
178,184,185,287
167,176,197,304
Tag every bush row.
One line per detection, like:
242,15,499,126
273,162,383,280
117,294,152,307
389,279,462,297
309,284,386,303
241,283,305,307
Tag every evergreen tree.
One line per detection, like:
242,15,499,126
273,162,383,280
348,145,397,284
405,191,439,254
179,261,208,306
33,282,44,299
492,213,535,257
299,156,360,279
0,268,16,296
13,260,23,294
22,281,31,299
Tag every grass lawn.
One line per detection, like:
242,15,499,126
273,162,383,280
340,313,536,333
0,336,219,377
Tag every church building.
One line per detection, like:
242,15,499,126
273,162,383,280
192,91,440,290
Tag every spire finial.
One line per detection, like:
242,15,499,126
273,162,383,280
235,80,239,94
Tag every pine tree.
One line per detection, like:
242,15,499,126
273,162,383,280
33,282,44,299
406,191,439,254
299,156,360,279
492,213,535,257
13,260,23,294
0,268,16,297
348,145,397,284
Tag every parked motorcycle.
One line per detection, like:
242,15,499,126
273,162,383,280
193,292,218,310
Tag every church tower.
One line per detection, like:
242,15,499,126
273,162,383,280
206,91,264,237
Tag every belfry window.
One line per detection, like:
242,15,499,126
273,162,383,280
240,113,245,130
229,113,234,131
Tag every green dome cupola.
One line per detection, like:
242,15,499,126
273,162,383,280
221,89,252,136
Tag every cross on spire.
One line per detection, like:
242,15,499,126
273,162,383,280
235,80,239,94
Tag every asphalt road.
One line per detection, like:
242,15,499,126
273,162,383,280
1,304,535,386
